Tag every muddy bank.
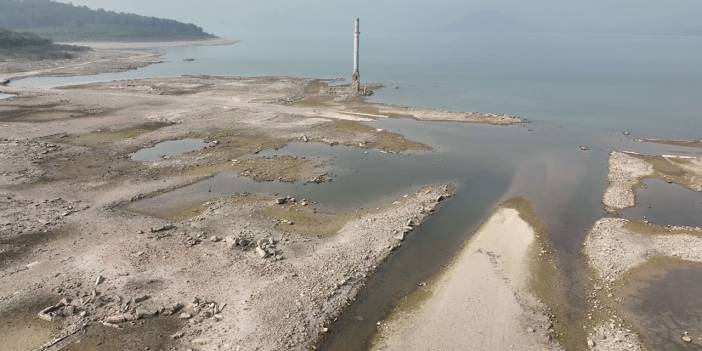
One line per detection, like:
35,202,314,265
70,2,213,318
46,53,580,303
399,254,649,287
371,200,562,351
603,151,702,212
585,218,702,283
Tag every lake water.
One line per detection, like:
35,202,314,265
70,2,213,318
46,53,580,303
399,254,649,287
11,32,702,350
14,33,702,137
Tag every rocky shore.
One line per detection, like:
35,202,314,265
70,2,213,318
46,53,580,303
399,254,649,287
603,151,702,212
587,146,702,350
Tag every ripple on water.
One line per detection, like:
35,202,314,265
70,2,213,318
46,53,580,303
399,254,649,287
129,138,206,162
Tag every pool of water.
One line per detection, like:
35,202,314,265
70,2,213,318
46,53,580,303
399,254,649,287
0,93,13,100
623,179,702,227
129,138,206,162
622,260,702,351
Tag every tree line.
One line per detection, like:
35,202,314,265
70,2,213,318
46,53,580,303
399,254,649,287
0,0,215,41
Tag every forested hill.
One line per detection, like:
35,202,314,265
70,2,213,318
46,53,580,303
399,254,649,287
0,0,216,41
0,28,89,61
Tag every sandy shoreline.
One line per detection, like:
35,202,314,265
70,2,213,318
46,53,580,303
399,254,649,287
371,201,562,351
0,38,235,84
59,37,238,50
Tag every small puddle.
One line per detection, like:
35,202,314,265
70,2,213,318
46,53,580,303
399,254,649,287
62,316,182,351
0,294,63,351
621,259,702,350
0,93,14,100
623,179,702,227
130,138,206,162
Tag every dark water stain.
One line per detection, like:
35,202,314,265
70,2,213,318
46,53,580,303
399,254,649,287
621,259,702,351
130,138,206,162
623,179,702,228
62,316,183,351
0,294,63,351
0,229,68,267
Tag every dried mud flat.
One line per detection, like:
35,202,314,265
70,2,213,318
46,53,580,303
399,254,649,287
371,199,563,351
0,47,530,351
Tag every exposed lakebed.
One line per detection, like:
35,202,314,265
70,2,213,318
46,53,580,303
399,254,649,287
126,115,702,350
9,32,702,350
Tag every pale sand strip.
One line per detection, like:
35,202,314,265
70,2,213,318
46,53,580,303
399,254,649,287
60,37,238,50
371,206,562,351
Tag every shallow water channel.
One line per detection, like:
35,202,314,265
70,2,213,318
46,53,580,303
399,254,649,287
125,115,702,349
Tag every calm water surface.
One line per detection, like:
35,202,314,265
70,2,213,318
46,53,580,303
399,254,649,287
130,138,206,162
623,260,702,351
12,32,702,350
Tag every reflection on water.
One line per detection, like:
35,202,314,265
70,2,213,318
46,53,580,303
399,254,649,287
130,138,206,162
623,179,702,228
0,93,13,100
623,260,702,351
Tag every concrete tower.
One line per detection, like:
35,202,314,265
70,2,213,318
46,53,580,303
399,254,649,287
351,17,361,94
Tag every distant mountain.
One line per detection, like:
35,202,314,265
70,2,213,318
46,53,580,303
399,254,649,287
0,28,88,61
436,10,534,33
0,0,215,41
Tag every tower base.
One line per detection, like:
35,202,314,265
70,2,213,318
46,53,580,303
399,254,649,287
351,71,361,96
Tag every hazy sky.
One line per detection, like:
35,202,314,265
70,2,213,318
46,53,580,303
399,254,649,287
61,1,701,37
